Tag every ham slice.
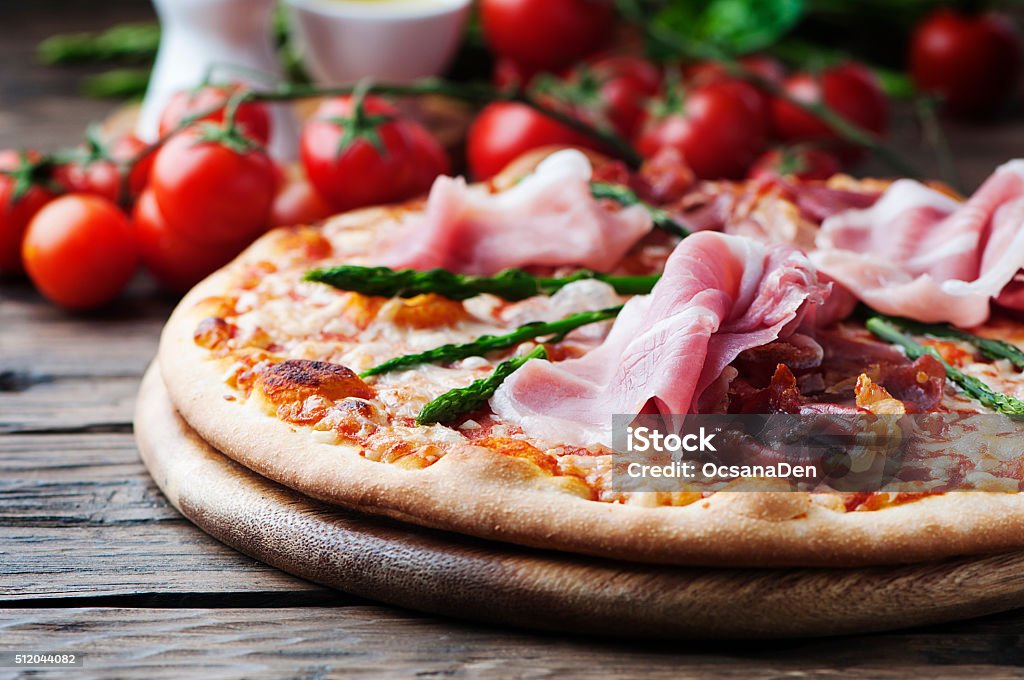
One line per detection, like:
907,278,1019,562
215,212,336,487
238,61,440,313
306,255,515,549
490,232,828,447
811,160,1024,326
793,182,881,223
376,149,653,275
670,177,881,251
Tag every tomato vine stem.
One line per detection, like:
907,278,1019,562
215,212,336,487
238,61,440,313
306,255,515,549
112,76,645,191
614,0,928,180
78,50,937,203
245,79,644,167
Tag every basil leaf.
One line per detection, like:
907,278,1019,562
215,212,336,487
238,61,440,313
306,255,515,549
653,0,805,56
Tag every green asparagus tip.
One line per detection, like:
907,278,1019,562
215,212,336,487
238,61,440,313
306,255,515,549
416,345,548,426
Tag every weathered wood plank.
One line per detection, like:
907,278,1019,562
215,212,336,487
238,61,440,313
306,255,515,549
0,433,195,523
0,376,140,433
0,433,173,526
0,434,329,600
0,282,170,379
0,0,155,153
1,608,1024,679
0,281,171,432
0,525,328,600
859,107,1024,192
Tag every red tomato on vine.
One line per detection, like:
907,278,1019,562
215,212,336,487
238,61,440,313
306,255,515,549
159,83,271,145
22,194,138,310
770,63,889,157
300,95,449,211
150,125,276,246
636,80,768,180
910,9,1023,118
0,150,56,276
480,0,615,72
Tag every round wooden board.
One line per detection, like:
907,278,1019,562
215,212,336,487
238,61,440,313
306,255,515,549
135,363,1024,639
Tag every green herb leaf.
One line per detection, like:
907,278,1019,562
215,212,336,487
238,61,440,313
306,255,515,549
416,345,548,425
652,0,805,57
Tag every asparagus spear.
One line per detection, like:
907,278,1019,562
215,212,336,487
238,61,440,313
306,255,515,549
37,23,160,65
82,68,151,99
417,346,548,425
304,266,658,301
866,317,1024,417
590,181,690,238
362,305,622,377
875,315,1024,370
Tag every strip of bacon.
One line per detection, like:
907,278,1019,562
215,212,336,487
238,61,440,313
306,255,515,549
375,149,653,275
811,160,1024,326
489,232,829,447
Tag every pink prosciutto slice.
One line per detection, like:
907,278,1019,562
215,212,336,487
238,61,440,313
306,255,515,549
375,149,653,275
490,232,828,447
811,160,1024,326
671,177,880,234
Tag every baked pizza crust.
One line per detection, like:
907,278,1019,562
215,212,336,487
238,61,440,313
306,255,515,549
158,216,1024,568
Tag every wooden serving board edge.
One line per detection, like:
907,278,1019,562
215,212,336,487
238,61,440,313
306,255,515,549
135,362,1024,639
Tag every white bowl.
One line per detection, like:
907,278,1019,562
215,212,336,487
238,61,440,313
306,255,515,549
284,0,472,85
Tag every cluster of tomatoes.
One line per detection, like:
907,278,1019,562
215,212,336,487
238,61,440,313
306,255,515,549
470,0,891,184
470,54,886,184
471,0,1022,182
0,84,449,310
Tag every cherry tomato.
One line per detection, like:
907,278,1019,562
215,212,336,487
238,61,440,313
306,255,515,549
150,127,276,246
56,161,118,203
748,147,842,182
300,96,448,211
636,80,768,180
467,102,596,181
134,189,244,293
22,194,137,310
771,63,889,153
0,150,55,276
687,54,786,86
910,9,1023,118
480,0,614,71
573,55,661,139
406,124,452,192
158,83,271,145
493,57,543,91
56,133,153,202
687,54,786,113
115,134,157,194
269,177,335,228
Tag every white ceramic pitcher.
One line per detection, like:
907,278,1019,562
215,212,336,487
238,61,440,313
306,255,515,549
136,0,298,160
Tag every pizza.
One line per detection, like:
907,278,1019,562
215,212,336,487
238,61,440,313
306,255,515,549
157,148,1024,567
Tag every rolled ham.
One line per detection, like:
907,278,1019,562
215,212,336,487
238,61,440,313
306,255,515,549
811,160,1024,326
490,232,828,447
376,149,653,275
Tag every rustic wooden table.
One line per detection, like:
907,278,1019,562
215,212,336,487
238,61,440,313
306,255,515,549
4,2,1024,677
